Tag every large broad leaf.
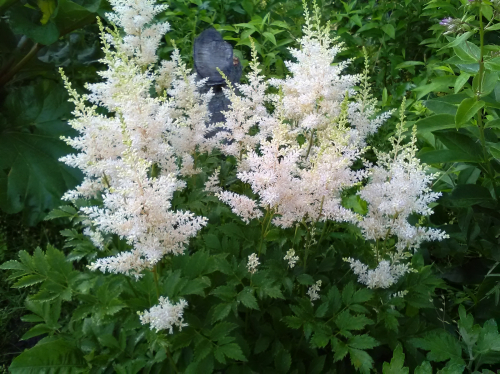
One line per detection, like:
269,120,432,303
432,130,484,163
440,185,496,208
0,80,82,224
416,114,456,133
9,338,86,373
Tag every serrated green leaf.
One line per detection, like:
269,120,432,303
254,335,271,354
382,344,409,374
209,322,238,341
476,319,500,354
348,334,380,350
309,355,326,374
263,286,284,299
9,338,86,373
44,205,77,220
315,302,329,318
21,324,53,340
411,332,464,364
0,260,27,271
237,287,259,310
274,349,291,373
352,288,373,304
332,337,349,362
211,302,232,323
349,347,374,374
311,331,330,348
13,274,46,288
218,343,247,362
194,338,212,362
170,328,195,349
282,316,303,329
342,282,355,305
415,361,432,374
297,273,315,285
458,305,479,349
335,310,373,332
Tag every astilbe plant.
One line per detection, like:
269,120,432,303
46,0,449,368
59,0,219,328
214,1,446,287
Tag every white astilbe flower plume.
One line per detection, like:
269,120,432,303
139,297,188,333
216,0,382,229
356,100,448,252
216,40,274,158
106,0,169,65
85,149,207,278
60,0,212,282
346,100,447,289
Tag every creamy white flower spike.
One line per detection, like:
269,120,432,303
307,280,322,302
60,0,213,280
139,297,188,333
247,253,260,275
216,1,378,229
284,249,299,269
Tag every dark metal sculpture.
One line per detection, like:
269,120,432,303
193,28,242,126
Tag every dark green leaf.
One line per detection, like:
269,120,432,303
382,344,409,374
455,98,484,128
274,349,291,373
237,287,259,310
348,334,379,350
9,338,86,373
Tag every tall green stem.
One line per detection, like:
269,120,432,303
476,8,498,199
152,265,160,299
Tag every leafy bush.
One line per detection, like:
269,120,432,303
2,0,500,373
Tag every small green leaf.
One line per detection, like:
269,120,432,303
274,349,291,373
348,347,374,374
455,73,471,93
211,302,232,323
455,98,485,127
382,344,409,374
381,24,395,39
348,334,379,350
396,61,425,69
237,287,259,310
335,310,373,332
414,361,432,374
297,273,315,285
262,31,276,45
209,322,238,341
21,324,53,340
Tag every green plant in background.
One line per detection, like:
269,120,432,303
404,0,500,326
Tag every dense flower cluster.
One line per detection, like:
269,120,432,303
139,297,188,333
60,0,213,279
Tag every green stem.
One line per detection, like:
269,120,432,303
476,8,498,199
258,208,273,256
0,43,41,87
166,347,179,374
305,130,315,159
152,265,160,299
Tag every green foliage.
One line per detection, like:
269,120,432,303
3,0,500,372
